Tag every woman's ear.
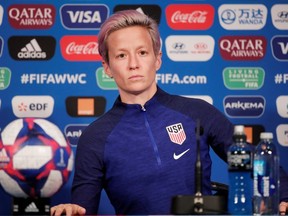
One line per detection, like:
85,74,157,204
155,51,162,71
102,61,113,78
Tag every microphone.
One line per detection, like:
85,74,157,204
171,119,228,215
195,119,203,197
193,119,204,213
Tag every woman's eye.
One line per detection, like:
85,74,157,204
139,50,147,56
117,53,125,59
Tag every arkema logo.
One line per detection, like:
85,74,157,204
12,95,54,118
271,36,288,61
219,36,266,61
8,4,55,29
60,4,109,30
8,36,56,61
166,4,214,30
218,4,267,30
224,96,265,118
65,124,88,146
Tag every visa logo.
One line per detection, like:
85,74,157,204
60,4,109,30
271,36,288,61
68,11,101,23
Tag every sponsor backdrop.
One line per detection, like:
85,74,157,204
0,0,288,214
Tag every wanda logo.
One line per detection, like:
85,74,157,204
60,35,102,61
166,4,214,30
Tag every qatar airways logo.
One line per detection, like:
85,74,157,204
8,4,55,29
224,96,265,118
219,36,267,61
166,4,214,30
60,35,101,61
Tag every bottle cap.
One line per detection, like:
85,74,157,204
260,132,273,139
234,125,245,135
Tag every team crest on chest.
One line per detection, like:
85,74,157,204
166,123,186,145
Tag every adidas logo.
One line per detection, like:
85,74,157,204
25,202,39,213
18,38,47,59
136,7,145,14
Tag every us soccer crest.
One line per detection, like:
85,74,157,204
166,123,186,145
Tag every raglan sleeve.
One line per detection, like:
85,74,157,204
71,125,105,214
204,102,234,162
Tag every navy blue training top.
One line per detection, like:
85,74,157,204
71,87,288,214
71,87,234,214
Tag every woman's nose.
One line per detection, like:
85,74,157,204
129,54,139,70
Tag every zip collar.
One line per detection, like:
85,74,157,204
112,86,167,111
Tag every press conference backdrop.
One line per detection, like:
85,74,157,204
0,0,288,214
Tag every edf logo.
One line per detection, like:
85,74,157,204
60,4,109,30
12,95,54,118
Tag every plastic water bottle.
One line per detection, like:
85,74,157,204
253,132,279,215
228,125,253,215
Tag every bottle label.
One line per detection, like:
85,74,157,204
228,152,252,170
256,175,276,197
253,160,276,197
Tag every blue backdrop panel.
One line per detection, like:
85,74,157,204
0,1,287,214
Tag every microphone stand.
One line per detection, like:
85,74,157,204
171,119,228,215
193,119,204,213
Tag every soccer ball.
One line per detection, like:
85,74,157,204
0,118,74,198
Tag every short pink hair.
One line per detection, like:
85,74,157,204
98,10,161,64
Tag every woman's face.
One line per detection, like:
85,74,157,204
102,26,162,102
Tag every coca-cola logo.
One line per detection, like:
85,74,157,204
60,35,102,61
171,10,207,24
166,4,214,30
66,42,98,55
